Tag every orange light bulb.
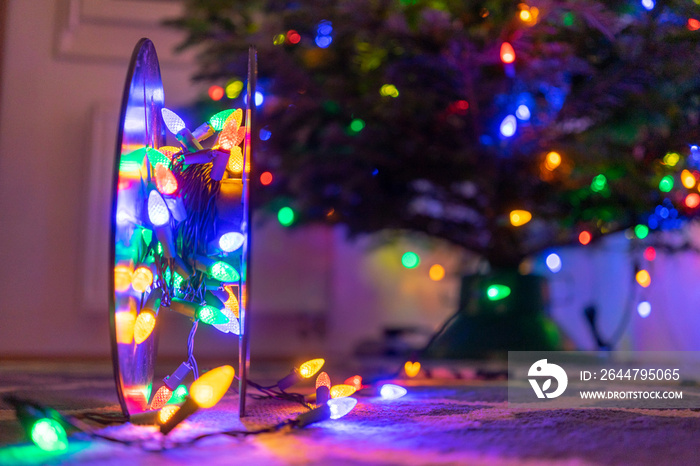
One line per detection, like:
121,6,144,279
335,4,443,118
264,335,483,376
190,365,235,408
217,109,244,151
545,151,562,171
155,163,178,195
344,375,363,391
330,384,357,399
682,170,696,189
299,359,325,378
150,386,173,411
579,231,592,245
316,372,331,390
429,264,445,281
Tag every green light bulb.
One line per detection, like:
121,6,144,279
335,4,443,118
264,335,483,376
209,109,235,131
210,262,240,282
30,418,68,452
197,305,229,325
486,284,511,301
659,176,674,193
634,224,649,239
349,118,365,133
168,384,188,404
590,174,607,193
401,252,420,269
278,207,295,226
146,147,172,169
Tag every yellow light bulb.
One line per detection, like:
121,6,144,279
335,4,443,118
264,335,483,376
682,169,696,189
226,146,250,174
134,311,156,344
330,384,357,399
544,151,562,171
158,405,180,425
636,270,651,288
114,265,133,292
510,210,532,227
131,267,153,293
404,361,421,378
429,264,445,281
190,365,235,408
299,359,325,378
519,9,531,21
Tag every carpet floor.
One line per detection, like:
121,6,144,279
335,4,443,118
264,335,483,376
1,360,699,465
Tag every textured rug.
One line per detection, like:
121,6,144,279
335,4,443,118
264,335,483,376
1,360,700,465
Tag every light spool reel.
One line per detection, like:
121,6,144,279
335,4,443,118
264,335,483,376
109,39,256,419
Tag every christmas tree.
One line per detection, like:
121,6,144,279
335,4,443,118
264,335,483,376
168,0,700,268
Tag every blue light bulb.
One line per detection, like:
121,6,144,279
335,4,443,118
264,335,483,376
327,397,357,419
380,384,407,400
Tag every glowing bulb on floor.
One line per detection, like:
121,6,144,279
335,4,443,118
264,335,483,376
155,163,178,195
404,361,420,378
546,253,562,273
197,305,229,325
636,270,651,288
190,365,235,408
219,232,245,252
30,418,68,452
380,384,407,400
161,108,186,134
486,284,511,301
328,397,357,419
134,311,156,344
131,266,153,293
300,359,325,378
210,261,240,282
150,386,173,411
500,42,515,63
147,190,170,226
500,115,517,137
161,366,235,435
316,372,331,389
158,405,179,424
344,376,363,390
637,301,651,318
330,384,357,399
